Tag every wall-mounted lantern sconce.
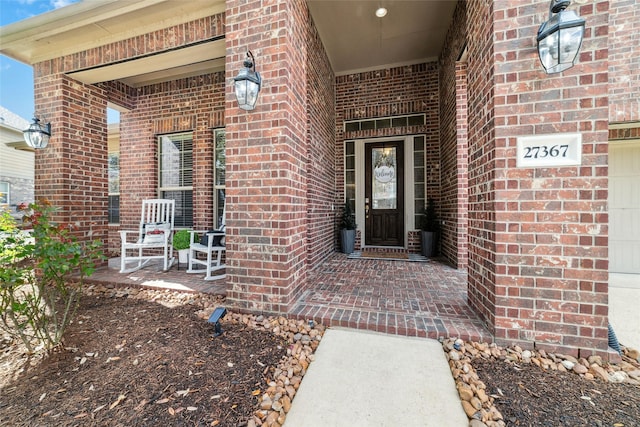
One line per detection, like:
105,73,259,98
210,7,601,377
23,116,51,149
233,51,262,111
537,0,585,74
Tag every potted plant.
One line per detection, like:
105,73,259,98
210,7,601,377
340,201,357,254
420,198,439,257
173,229,191,264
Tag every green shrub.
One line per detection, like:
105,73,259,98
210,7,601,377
340,202,357,230
421,198,439,232
173,229,191,250
0,200,104,353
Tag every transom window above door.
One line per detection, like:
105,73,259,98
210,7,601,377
344,114,426,132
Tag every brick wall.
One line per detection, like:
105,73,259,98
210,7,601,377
609,0,640,122
224,0,311,313
33,14,227,255
33,73,108,248
465,0,498,338
33,15,225,77
335,63,441,250
609,126,640,141
306,15,336,269
439,1,469,269
107,73,226,255
453,64,469,268
467,0,611,356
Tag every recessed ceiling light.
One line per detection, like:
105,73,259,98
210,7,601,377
375,7,387,18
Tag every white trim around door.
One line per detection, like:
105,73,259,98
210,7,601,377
352,135,420,249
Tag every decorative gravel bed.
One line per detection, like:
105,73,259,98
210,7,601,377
442,338,640,427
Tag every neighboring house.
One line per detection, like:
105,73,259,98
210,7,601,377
0,106,34,217
0,0,638,356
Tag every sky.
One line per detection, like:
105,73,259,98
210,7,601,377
0,0,117,123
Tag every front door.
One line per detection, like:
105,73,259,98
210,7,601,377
365,141,404,246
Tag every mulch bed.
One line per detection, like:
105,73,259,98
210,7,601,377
473,357,640,427
3,289,640,427
0,295,287,427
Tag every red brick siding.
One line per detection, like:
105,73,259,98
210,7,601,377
32,73,109,249
609,126,640,141
33,14,226,255
490,1,610,354
609,0,640,122
335,63,440,251
224,0,311,313
34,15,225,77
465,0,498,337
99,80,137,111
306,16,336,269
454,65,469,268
439,1,469,269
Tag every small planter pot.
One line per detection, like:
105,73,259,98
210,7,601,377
421,230,437,257
178,249,189,264
341,229,356,254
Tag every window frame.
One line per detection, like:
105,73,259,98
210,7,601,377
213,128,225,229
158,132,194,227
108,151,120,224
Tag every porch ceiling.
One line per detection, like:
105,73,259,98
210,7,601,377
0,0,456,87
307,0,458,75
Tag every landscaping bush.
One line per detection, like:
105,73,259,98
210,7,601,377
0,200,104,353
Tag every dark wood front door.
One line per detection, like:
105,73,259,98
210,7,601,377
365,141,404,246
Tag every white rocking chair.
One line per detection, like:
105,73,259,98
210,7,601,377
119,199,176,273
187,205,225,280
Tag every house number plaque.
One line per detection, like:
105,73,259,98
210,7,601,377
516,133,582,168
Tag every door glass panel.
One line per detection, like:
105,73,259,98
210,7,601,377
372,147,397,209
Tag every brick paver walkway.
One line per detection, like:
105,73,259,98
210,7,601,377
87,254,492,342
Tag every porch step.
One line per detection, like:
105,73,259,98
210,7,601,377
347,250,429,262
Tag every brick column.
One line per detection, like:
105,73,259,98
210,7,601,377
454,64,469,269
225,0,310,313
467,0,610,356
439,1,469,269
33,71,108,248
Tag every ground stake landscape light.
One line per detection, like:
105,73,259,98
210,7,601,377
537,0,585,74
23,116,51,149
233,51,262,111
208,306,227,337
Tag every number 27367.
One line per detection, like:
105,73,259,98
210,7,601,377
523,144,569,159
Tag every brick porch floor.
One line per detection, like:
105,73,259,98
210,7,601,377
291,254,492,342
87,254,492,342
86,258,227,295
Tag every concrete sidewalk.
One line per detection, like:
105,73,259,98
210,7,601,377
283,328,467,427
609,273,640,351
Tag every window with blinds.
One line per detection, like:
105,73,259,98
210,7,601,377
158,132,193,227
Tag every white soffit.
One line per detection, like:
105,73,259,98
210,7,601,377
68,40,225,87
0,0,225,65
